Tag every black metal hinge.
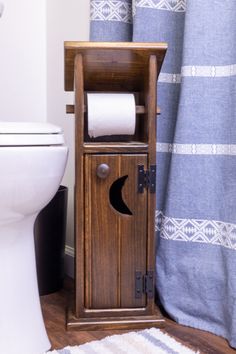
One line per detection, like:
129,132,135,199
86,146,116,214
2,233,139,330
144,271,154,299
137,165,156,193
135,271,154,299
135,271,143,299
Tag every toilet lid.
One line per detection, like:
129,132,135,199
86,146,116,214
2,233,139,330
0,122,65,146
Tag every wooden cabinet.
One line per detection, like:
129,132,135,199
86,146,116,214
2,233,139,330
64,42,167,330
85,154,147,310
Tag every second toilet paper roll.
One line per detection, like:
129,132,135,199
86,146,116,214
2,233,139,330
87,93,136,138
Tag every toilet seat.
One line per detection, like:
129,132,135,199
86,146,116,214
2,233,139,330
0,122,64,146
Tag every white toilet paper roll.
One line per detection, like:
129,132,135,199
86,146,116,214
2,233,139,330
87,93,136,138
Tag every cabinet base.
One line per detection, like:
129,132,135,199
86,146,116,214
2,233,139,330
66,307,165,331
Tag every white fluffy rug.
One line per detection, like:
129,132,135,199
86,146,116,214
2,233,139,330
47,328,199,354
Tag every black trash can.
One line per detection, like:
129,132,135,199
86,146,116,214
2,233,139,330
34,185,68,296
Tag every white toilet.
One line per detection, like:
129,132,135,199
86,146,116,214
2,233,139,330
0,122,68,354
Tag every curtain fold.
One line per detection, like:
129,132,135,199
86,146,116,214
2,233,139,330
90,0,236,347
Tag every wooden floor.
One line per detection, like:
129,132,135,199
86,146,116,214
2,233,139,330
41,279,236,353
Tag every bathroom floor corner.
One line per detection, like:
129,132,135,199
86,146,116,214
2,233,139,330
41,277,235,354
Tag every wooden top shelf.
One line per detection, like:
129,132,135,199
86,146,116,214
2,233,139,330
64,41,168,92
65,41,168,51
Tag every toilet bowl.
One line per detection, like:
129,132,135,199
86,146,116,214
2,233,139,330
0,122,68,354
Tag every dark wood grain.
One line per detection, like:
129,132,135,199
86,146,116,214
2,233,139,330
64,41,167,92
74,54,85,318
146,55,158,315
84,154,148,310
119,155,147,309
85,154,120,309
66,42,167,329
82,142,149,153
66,104,161,115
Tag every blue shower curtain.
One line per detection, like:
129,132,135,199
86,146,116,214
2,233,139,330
90,0,236,347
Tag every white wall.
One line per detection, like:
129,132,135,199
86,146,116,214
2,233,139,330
0,0,47,121
47,0,90,276
0,0,90,276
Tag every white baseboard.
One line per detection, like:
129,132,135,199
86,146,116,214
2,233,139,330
65,245,75,278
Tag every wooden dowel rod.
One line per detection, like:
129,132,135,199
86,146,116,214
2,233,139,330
66,104,161,115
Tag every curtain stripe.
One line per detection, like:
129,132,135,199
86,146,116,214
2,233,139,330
91,0,133,24
156,143,236,156
181,64,236,78
156,211,236,251
135,0,186,12
158,73,182,83
159,64,236,84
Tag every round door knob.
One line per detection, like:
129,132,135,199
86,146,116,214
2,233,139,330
96,163,110,179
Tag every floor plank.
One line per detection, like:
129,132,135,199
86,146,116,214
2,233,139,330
40,280,236,353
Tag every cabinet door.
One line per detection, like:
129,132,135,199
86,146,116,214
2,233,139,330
84,154,148,310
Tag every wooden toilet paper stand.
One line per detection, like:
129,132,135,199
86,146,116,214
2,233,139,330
64,41,167,330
